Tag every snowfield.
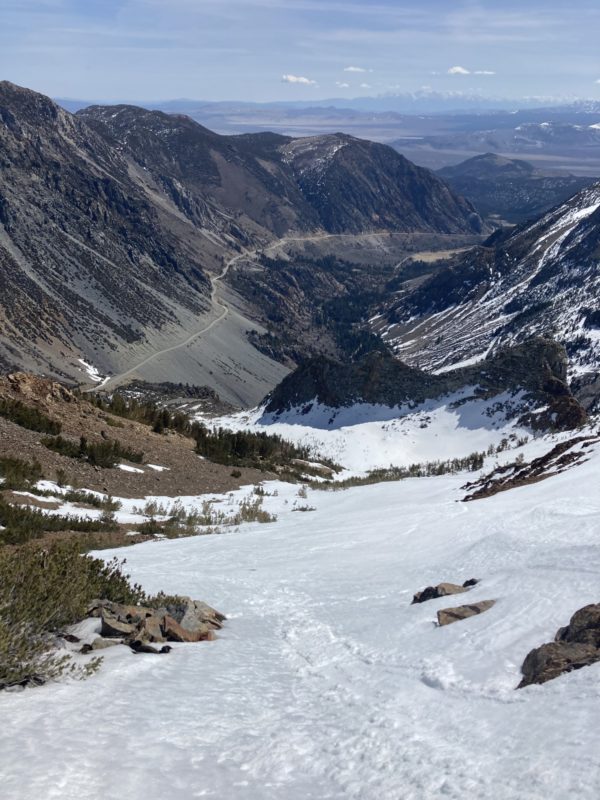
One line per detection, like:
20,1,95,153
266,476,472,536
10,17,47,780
198,389,533,475
1,435,600,799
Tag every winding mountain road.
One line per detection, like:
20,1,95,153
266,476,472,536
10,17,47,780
98,232,352,392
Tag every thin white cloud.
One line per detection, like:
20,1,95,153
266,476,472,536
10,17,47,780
344,65,367,73
359,82,371,89
281,73,317,85
448,65,470,75
474,70,496,75
335,81,350,88
596,79,600,84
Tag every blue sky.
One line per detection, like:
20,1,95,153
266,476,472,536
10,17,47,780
1,0,600,103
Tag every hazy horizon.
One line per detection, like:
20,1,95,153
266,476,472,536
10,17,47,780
2,1,600,105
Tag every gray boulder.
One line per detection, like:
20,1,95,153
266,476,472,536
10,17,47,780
412,581,477,604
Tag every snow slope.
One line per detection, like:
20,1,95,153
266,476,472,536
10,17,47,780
202,389,532,474
1,438,599,799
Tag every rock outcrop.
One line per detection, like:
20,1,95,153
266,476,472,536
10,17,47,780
264,338,586,433
519,604,600,687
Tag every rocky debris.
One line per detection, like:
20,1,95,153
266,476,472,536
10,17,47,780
519,603,600,687
463,436,599,501
412,579,479,604
6,372,77,406
84,597,225,654
437,600,496,627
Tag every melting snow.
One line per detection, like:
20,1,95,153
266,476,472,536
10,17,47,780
1,435,599,799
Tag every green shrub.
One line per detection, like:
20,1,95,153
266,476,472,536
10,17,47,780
41,435,143,469
0,457,43,491
194,425,312,469
0,498,113,546
0,540,146,689
0,398,61,435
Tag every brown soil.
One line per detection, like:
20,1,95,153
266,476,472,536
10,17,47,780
0,372,275,499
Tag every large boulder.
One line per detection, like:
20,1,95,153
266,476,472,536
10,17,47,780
162,615,215,643
100,609,138,638
518,642,600,688
518,603,600,688
437,600,496,626
555,604,600,648
169,597,226,631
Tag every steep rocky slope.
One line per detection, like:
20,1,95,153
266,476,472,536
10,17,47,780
80,106,484,238
0,82,483,392
264,339,586,432
0,81,217,381
377,182,600,409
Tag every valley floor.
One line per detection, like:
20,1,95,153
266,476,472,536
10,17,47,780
1,437,600,799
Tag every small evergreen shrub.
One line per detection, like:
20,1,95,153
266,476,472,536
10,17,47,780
0,457,43,490
0,540,147,689
0,398,62,435
41,435,143,469
0,499,113,546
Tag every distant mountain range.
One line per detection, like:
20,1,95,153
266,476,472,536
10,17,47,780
56,92,600,117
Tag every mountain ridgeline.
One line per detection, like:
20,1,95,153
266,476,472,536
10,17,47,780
263,339,587,432
377,180,600,409
0,81,484,389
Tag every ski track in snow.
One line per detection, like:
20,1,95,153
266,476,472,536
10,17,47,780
1,436,600,799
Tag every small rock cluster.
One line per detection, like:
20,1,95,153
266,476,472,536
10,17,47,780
80,597,226,655
412,578,479,605
411,578,495,628
518,603,600,688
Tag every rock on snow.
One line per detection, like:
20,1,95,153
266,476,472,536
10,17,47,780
1,440,600,798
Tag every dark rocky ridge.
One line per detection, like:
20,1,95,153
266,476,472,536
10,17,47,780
79,107,484,238
437,153,594,224
264,338,586,431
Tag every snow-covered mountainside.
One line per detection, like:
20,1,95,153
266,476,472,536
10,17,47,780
378,182,600,406
1,432,599,799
